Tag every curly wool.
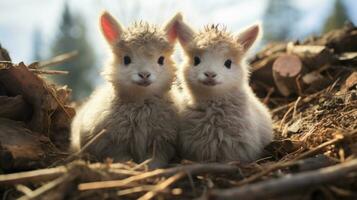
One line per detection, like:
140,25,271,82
117,22,173,54
191,24,242,54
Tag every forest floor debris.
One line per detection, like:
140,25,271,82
0,25,357,200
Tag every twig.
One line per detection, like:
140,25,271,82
38,51,78,68
29,69,69,75
43,83,72,119
326,77,341,93
15,185,34,197
292,96,302,119
117,185,155,196
263,87,274,105
272,89,326,114
209,159,357,200
279,105,294,131
295,74,303,96
138,172,186,200
294,136,344,161
75,130,107,157
78,163,238,191
234,133,347,186
78,169,166,191
0,167,67,185
132,159,152,171
58,129,107,165
108,169,141,176
300,123,320,141
18,174,71,200
0,162,130,185
187,171,197,196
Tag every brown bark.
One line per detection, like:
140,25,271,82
0,62,58,133
208,159,357,200
0,95,31,121
0,45,73,170
0,118,47,171
250,24,356,98
303,22,357,53
287,43,335,70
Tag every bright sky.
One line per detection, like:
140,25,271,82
0,0,356,64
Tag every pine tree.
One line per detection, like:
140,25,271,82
50,3,96,100
32,28,42,61
263,0,300,42
323,0,350,33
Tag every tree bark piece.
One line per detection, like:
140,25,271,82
305,22,357,54
287,43,335,70
208,159,357,200
249,24,356,98
289,154,338,173
0,118,48,171
250,43,286,96
0,62,58,133
0,95,31,121
344,72,357,90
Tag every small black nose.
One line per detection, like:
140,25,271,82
204,71,217,78
138,72,151,79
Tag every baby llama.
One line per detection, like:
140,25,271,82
71,11,182,168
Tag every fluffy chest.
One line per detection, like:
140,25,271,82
102,99,177,161
180,101,250,162
182,102,247,140
109,100,176,140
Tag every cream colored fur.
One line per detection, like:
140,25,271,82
176,22,273,163
71,12,182,168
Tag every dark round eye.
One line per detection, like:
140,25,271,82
224,59,232,69
194,56,201,66
158,56,165,65
123,56,131,65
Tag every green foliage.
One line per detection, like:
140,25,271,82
263,0,300,42
323,0,350,33
50,4,96,100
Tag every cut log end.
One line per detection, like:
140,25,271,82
273,54,302,78
273,54,304,96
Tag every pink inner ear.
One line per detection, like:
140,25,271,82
167,21,178,43
101,15,118,44
240,26,259,50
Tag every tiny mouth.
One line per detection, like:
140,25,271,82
135,81,152,87
201,80,220,86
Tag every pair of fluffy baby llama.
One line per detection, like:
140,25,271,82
71,11,273,169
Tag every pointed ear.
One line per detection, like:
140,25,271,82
100,11,124,46
236,24,261,52
162,12,183,44
174,17,196,49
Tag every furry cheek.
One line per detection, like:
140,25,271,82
131,73,141,83
197,72,207,82
186,68,201,86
